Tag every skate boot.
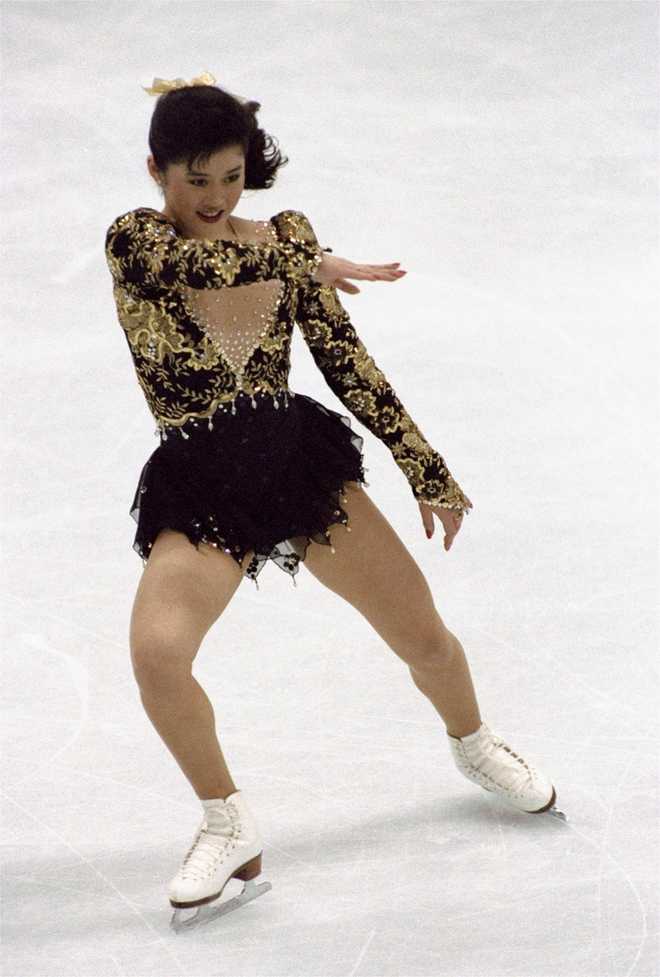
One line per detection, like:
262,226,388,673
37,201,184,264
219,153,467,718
448,722,567,821
168,790,272,931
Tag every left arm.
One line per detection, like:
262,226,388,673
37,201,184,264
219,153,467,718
280,211,473,517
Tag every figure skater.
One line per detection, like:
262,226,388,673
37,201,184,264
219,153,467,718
104,70,565,932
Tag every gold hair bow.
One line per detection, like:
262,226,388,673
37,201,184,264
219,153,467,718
142,70,217,96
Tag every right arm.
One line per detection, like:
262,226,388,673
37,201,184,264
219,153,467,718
104,208,324,293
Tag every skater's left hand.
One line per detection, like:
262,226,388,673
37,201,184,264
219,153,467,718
418,501,464,551
313,251,405,295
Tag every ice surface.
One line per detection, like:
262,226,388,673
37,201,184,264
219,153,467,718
2,2,658,976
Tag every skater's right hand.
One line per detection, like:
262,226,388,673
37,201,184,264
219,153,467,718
311,252,407,295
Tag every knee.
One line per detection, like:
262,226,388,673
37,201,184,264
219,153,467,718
410,618,456,668
130,628,195,690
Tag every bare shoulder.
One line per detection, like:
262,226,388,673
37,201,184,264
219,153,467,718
232,215,279,243
232,210,311,244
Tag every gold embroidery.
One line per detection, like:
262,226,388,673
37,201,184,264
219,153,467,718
105,208,322,427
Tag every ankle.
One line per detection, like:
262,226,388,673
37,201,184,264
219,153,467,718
197,786,238,802
446,721,483,739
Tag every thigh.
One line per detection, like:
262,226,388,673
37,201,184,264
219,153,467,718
301,482,448,661
129,528,256,671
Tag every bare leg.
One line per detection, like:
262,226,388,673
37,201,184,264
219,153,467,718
302,482,483,738
129,529,256,801
408,632,482,738
137,668,238,800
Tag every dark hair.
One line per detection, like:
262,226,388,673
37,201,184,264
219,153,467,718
148,84,289,190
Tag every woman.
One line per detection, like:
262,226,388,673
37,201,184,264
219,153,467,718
104,71,564,931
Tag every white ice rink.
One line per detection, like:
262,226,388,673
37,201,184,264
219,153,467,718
2,2,658,975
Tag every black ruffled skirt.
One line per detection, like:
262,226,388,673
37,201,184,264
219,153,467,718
129,390,369,589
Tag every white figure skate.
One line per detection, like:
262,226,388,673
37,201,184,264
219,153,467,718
448,723,568,821
168,790,272,932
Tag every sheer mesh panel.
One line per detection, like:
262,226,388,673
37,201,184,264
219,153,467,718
183,278,284,375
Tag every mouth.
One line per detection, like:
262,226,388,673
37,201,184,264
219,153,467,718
197,209,225,223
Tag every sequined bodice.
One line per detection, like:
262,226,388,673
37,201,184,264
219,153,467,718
105,209,314,427
104,206,474,513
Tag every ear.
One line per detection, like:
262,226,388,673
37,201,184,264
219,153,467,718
146,156,159,182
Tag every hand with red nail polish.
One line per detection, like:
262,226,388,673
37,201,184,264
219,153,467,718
419,500,470,551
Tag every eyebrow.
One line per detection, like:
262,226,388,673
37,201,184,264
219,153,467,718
187,165,242,176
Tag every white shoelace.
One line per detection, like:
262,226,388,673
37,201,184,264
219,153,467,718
180,809,238,880
462,735,533,795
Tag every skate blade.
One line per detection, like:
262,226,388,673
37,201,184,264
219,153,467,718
535,787,568,821
170,879,272,933
481,785,568,821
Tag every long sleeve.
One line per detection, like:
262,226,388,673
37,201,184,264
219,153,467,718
285,211,473,514
105,208,323,297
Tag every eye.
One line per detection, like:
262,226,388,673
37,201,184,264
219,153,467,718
189,176,240,186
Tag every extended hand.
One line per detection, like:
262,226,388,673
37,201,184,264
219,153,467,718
312,253,407,294
418,501,465,552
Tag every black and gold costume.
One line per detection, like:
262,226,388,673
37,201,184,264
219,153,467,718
104,207,472,587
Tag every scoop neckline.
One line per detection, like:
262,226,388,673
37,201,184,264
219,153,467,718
137,207,281,243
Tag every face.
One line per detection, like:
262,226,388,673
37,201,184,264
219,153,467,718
147,144,246,239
